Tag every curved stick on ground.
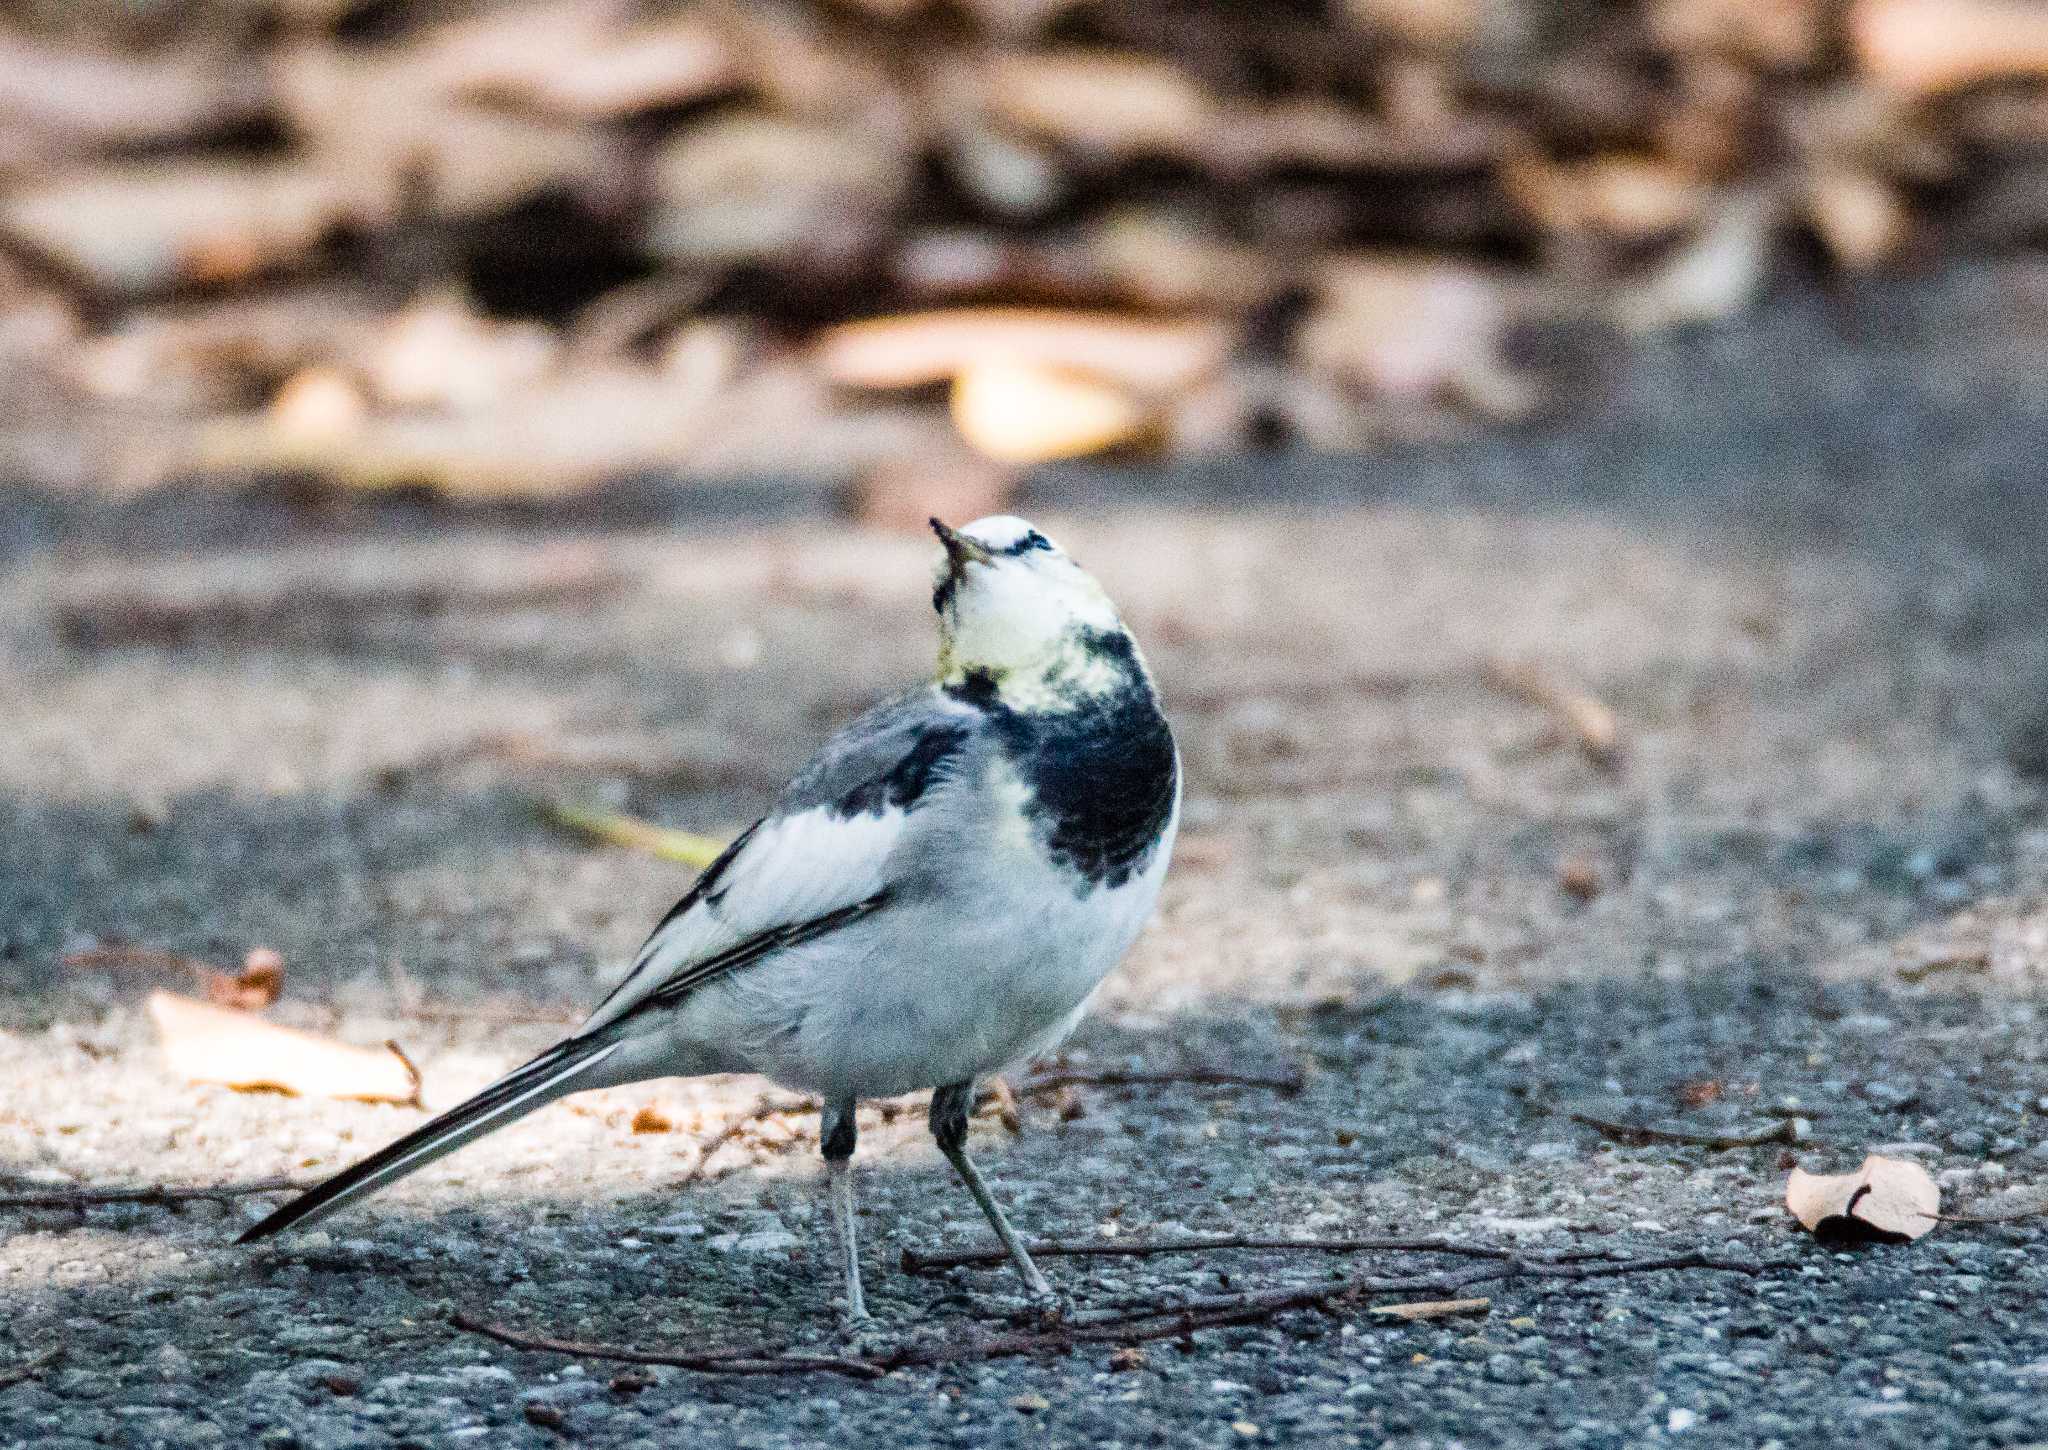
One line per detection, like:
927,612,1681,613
452,1250,1779,1378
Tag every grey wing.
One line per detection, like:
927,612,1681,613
777,686,980,814
575,685,982,1036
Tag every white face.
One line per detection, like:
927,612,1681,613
931,515,1125,692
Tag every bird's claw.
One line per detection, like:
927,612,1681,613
1025,1285,1076,1325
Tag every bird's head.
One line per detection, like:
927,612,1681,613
929,515,1141,709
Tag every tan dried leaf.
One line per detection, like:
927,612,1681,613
1615,191,1778,333
0,32,269,149
1806,169,1908,270
815,309,1229,394
428,5,737,118
365,294,557,412
148,991,420,1104
951,360,1147,464
272,42,619,221
202,947,287,1011
1508,155,1712,241
630,1104,675,1134
269,366,367,441
1369,1297,1491,1322
0,162,375,294
1651,0,1823,68
1785,1154,1939,1243
1851,0,2048,95
1298,256,1537,418
980,50,1215,159
196,363,720,499
645,113,909,267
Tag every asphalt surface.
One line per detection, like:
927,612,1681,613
4,261,2048,1448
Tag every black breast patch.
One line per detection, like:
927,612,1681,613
973,630,1178,891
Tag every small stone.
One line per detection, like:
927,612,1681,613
1109,1347,1147,1372
1232,1421,1261,1438
524,1403,568,1431
1010,1393,1050,1413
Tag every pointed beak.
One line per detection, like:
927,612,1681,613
930,517,992,574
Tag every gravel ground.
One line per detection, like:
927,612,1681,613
5,263,2048,1448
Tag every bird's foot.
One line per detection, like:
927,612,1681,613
837,1314,901,1359
1009,1283,1075,1327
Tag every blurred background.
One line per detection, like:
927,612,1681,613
0,0,2044,512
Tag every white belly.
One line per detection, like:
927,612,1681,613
664,798,1178,1099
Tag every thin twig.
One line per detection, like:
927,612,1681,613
1019,1067,1306,1096
902,1233,1607,1275
1482,659,1624,772
453,1250,1776,1377
0,1346,61,1391
451,1313,888,1380
385,1039,426,1110
1567,1112,1803,1151
0,1177,302,1211
676,1095,811,1186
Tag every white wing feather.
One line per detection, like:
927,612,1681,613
576,804,908,1037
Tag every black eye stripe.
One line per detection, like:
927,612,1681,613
991,531,1052,557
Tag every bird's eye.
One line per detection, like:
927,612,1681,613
1025,531,1051,551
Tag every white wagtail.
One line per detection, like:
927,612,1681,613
240,515,1182,1320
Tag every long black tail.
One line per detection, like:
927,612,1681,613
237,1036,623,1243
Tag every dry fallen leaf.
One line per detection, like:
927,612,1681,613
0,162,377,294
645,112,910,267
0,32,270,150
1482,660,1624,772
979,50,1216,160
1508,154,1712,241
148,991,420,1104
203,947,287,1011
197,362,721,499
1615,190,1778,333
1805,168,1909,270
1297,256,1538,418
630,1105,674,1134
272,42,620,222
814,309,1229,394
1369,1297,1491,1322
1786,1153,1939,1243
425,3,737,119
538,800,729,867
1851,0,2048,95
365,293,557,412
950,359,1148,463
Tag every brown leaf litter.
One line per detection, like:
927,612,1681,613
1785,1154,1940,1244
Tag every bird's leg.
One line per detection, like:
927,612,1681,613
929,1081,1051,1298
820,1097,867,1324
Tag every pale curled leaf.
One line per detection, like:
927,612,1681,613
1786,1154,1939,1243
813,308,1229,393
1369,1297,1491,1322
148,992,420,1105
538,800,729,867
950,360,1148,463
1851,0,2048,95
0,162,379,294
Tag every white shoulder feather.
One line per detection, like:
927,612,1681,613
575,688,981,1035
